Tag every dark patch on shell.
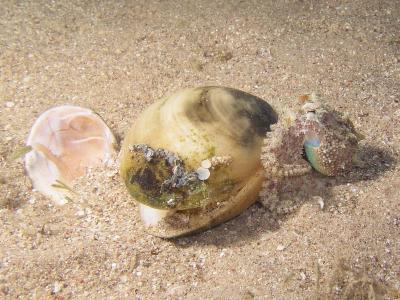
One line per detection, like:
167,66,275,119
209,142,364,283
226,87,278,136
185,88,216,124
130,167,159,193
128,144,202,208
185,87,278,146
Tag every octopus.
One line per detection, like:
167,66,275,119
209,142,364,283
259,93,361,214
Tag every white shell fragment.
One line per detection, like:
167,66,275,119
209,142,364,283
200,159,212,169
196,167,210,181
25,105,116,204
313,196,325,210
138,204,175,227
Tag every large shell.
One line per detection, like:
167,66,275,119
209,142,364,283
120,87,278,237
25,105,116,204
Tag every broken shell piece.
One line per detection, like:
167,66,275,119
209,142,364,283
200,159,212,169
120,86,278,237
313,196,325,210
25,105,116,204
196,167,210,180
139,204,175,227
210,155,233,168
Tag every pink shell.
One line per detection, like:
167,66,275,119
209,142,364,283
25,105,116,204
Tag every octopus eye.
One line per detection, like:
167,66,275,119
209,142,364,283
304,138,324,173
304,130,359,176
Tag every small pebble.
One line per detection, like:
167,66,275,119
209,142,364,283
52,282,63,294
300,271,307,281
76,210,85,217
167,198,176,207
313,196,325,210
106,169,118,177
120,275,128,283
23,75,31,82
5,101,15,108
27,196,36,204
277,244,286,251
219,249,227,257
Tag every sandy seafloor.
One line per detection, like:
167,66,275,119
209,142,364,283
0,0,399,299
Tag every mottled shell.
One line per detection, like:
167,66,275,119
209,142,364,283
120,87,277,237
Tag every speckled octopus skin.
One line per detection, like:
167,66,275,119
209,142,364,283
259,94,361,213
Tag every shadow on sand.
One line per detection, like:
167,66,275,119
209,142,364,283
171,144,397,247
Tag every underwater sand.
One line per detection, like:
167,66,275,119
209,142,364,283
0,0,399,299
